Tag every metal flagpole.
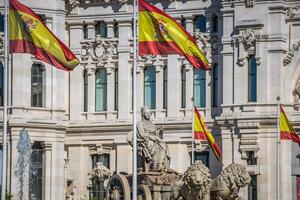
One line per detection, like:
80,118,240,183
132,0,138,198
276,96,281,200
1,0,9,199
191,97,195,163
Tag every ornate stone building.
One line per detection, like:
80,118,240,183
0,0,300,199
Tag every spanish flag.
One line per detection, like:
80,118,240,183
194,106,222,161
280,105,300,145
138,0,210,70
9,0,79,71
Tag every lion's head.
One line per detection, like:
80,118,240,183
182,161,212,193
221,163,251,191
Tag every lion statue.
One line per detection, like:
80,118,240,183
210,163,251,200
171,161,211,200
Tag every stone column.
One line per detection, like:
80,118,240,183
185,64,193,116
117,20,131,120
87,68,96,115
107,20,115,38
155,62,164,118
167,55,180,118
43,143,52,200
106,66,115,119
185,17,193,33
86,22,95,39
68,22,84,50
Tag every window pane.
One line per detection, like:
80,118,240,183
194,15,206,32
181,67,186,108
95,69,107,111
248,55,257,102
144,67,156,109
96,21,107,38
84,71,88,112
115,69,118,111
194,69,206,107
29,142,43,200
31,64,44,107
194,151,209,167
163,67,167,109
212,64,218,107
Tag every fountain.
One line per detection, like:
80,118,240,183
15,128,31,200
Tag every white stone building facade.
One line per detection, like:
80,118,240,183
0,0,300,199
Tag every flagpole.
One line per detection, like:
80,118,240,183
276,96,281,200
132,0,138,198
1,0,9,199
191,97,195,163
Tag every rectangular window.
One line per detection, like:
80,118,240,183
194,151,209,167
95,21,107,38
83,70,88,112
31,64,45,107
248,175,257,200
194,69,206,108
163,67,167,109
115,68,118,111
211,14,218,33
212,63,218,107
247,151,257,165
95,69,107,111
0,14,4,32
91,154,110,169
144,66,156,109
194,15,206,32
248,55,257,102
181,66,186,108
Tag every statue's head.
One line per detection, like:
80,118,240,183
141,107,151,120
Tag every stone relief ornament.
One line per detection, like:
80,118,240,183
81,35,118,73
245,0,255,8
293,78,300,107
172,161,211,200
194,31,212,65
286,7,298,19
88,162,111,178
211,163,251,200
138,55,167,73
283,40,300,66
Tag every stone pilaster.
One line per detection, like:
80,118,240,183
86,22,95,39
42,143,52,200
106,67,115,119
167,55,179,118
155,63,164,117
87,68,96,113
68,22,84,50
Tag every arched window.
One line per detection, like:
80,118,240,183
31,63,45,107
144,66,156,109
163,66,167,109
194,15,206,32
29,142,44,200
95,21,107,38
95,69,107,111
248,55,257,102
181,66,186,108
194,69,206,107
83,70,88,112
212,63,218,107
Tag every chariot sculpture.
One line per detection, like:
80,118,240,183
105,106,251,200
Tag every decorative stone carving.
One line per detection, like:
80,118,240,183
68,0,80,9
211,163,251,200
293,78,300,107
81,36,118,73
88,162,111,179
194,31,212,65
138,55,167,73
172,161,211,200
127,107,171,172
65,158,75,199
286,7,298,19
283,41,300,66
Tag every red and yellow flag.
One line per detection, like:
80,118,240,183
138,0,210,70
280,105,300,145
9,0,79,71
194,106,222,161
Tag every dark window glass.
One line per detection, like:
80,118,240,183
248,175,257,200
181,66,186,108
194,69,206,107
29,142,43,200
180,17,186,29
0,14,4,32
194,151,209,168
95,69,107,111
90,154,110,200
84,70,88,112
163,67,167,109
83,24,88,39
194,15,206,32
212,63,218,107
113,21,119,38
115,68,118,111
144,66,156,109
31,64,45,107
248,55,257,102
247,151,257,165
211,14,218,33
95,21,107,38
